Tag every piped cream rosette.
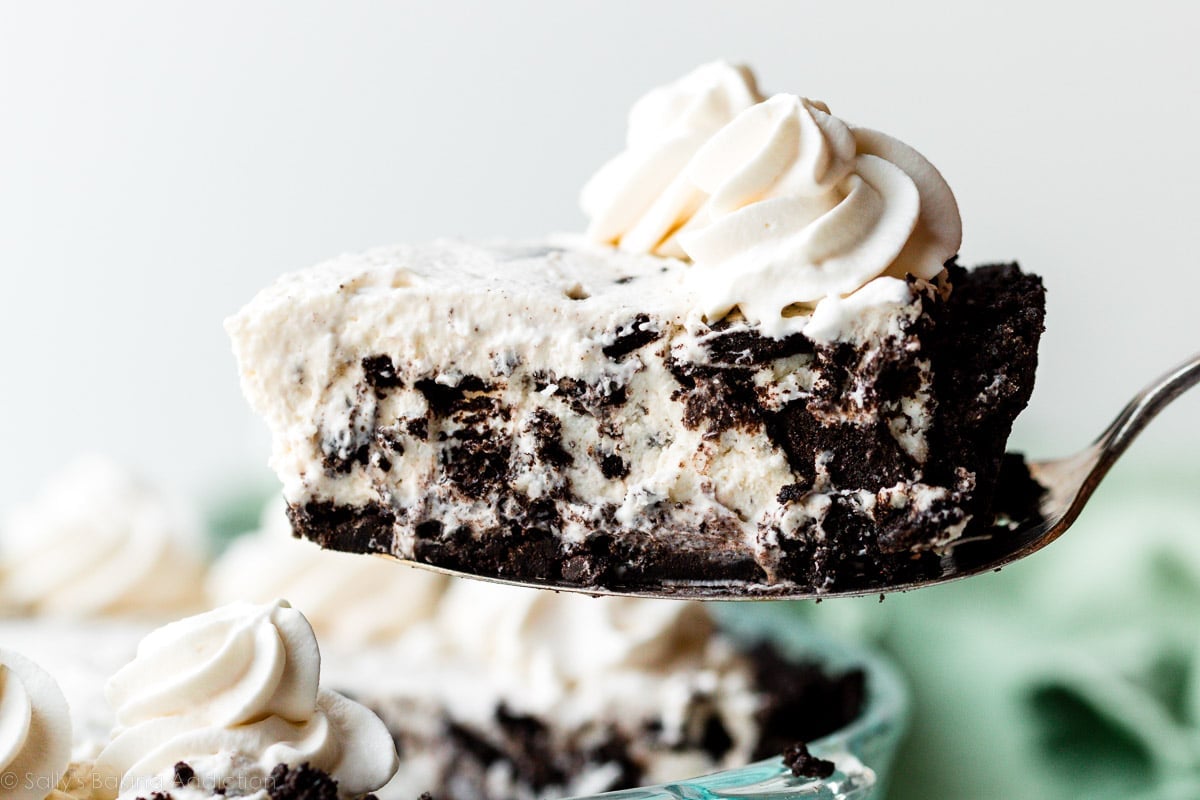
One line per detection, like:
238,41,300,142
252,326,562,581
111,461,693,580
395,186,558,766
583,61,961,338
95,600,397,799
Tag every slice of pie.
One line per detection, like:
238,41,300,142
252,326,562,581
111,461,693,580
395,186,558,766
227,62,1045,594
227,239,1043,594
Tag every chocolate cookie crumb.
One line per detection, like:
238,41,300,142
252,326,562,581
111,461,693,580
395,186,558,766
173,761,196,787
267,762,339,800
782,742,836,779
599,453,629,479
603,313,662,359
363,354,404,393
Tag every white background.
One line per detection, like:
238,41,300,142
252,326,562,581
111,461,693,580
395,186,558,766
1,1,1197,508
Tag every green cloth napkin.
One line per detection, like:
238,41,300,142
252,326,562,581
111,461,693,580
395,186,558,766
203,477,278,552
793,467,1200,799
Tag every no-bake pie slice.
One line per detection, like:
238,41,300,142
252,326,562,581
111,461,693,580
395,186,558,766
228,62,1045,594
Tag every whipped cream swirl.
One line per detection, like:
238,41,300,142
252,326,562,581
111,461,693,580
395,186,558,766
0,649,73,800
0,455,207,619
581,63,961,337
208,501,447,648
97,600,397,799
581,61,762,257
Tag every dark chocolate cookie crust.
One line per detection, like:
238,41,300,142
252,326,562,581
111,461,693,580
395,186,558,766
289,262,1046,594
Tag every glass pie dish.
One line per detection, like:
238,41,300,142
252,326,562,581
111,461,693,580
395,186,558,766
575,603,909,800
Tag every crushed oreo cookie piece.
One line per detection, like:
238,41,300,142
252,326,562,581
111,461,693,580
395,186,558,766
171,762,196,786
603,313,662,359
173,761,197,787
363,354,404,393
782,742,836,779
599,452,630,480
267,762,339,800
